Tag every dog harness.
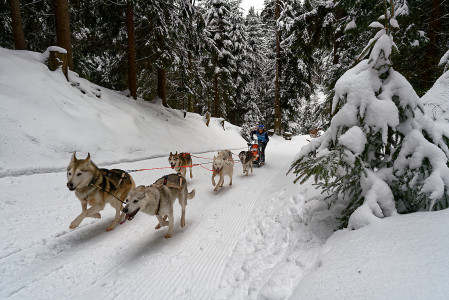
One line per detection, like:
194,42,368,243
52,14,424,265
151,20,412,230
152,173,184,215
87,169,129,204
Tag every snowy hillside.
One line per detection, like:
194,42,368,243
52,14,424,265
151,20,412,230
0,47,244,177
1,48,449,299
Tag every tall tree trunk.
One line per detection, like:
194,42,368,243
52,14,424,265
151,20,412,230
126,0,137,100
214,72,219,117
274,0,282,135
332,3,346,65
156,34,167,107
187,52,194,112
157,68,167,107
54,0,73,70
9,0,26,50
213,55,219,117
423,0,442,89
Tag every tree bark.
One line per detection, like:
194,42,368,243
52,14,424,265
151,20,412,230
423,0,442,89
274,0,282,135
157,68,167,107
54,0,73,70
332,2,346,65
214,72,219,117
187,52,194,112
9,0,26,50
126,0,137,100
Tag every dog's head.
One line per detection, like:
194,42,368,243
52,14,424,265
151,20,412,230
168,151,179,169
66,152,95,191
213,155,224,173
238,151,246,162
122,185,152,220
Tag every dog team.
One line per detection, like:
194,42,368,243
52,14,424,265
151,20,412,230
66,149,255,238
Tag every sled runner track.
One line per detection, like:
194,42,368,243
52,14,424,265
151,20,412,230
87,157,276,299
1,141,315,299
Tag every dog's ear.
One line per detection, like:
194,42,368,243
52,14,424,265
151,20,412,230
71,151,77,162
136,185,146,192
170,152,172,156
175,151,178,155
86,153,91,161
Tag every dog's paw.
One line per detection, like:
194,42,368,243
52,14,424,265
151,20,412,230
105,226,115,232
181,218,186,228
165,233,172,239
155,224,162,229
69,221,79,229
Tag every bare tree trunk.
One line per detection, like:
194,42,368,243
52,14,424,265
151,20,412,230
332,3,346,65
9,0,26,50
274,0,282,135
126,0,137,99
214,73,219,117
187,52,194,112
54,0,73,70
423,0,442,89
157,68,167,107
213,55,219,117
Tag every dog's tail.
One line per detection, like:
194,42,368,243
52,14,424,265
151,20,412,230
188,188,196,200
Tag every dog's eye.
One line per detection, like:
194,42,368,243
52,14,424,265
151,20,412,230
68,172,71,176
76,172,82,176
133,200,138,203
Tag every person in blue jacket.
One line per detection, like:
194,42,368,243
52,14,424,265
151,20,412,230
251,124,269,164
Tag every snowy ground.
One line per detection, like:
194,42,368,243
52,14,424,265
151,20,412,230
0,136,335,299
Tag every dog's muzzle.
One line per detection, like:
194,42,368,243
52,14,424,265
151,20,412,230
67,182,76,191
122,207,140,221
170,164,176,169
214,167,222,173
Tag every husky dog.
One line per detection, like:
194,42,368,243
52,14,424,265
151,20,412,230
212,151,234,192
122,173,195,238
238,151,254,176
168,151,193,179
66,152,135,231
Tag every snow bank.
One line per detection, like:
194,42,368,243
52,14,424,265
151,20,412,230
292,208,449,299
0,47,245,177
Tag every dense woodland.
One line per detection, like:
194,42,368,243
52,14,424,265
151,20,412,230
2,0,448,135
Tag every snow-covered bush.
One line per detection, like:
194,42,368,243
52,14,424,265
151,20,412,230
289,13,449,229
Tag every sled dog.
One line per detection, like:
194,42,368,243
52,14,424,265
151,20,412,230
212,150,234,192
122,173,195,238
66,152,135,231
168,151,193,179
238,151,254,176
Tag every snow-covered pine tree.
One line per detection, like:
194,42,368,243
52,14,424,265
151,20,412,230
289,2,449,229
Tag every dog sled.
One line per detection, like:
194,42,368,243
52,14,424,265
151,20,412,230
248,138,263,167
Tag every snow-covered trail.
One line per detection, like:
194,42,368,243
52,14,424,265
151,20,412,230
0,136,328,299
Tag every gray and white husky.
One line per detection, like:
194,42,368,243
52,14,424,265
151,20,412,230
238,151,254,176
122,173,195,238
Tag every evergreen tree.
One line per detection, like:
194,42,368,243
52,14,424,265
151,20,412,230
289,4,449,229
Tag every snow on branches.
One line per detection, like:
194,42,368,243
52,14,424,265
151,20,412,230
290,17,449,229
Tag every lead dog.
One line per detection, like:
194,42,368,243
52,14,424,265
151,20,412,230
66,152,135,231
168,151,193,179
238,151,254,176
212,150,234,192
122,173,195,238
